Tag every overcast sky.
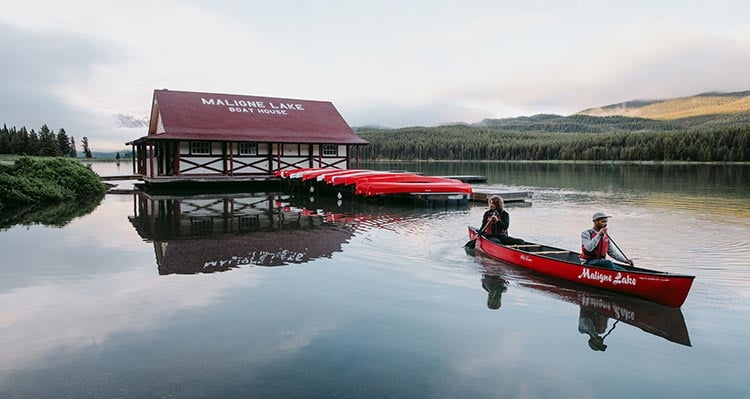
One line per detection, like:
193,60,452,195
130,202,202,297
1,0,749,151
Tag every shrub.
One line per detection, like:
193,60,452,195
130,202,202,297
0,157,106,205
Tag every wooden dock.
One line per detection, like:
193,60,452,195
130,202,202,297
99,173,532,204
99,175,281,183
100,175,141,181
470,188,533,203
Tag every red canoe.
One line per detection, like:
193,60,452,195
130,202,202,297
468,227,695,307
287,168,339,180
330,171,395,186
319,169,369,184
338,171,416,187
279,167,318,178
364,181,473,196
354,175,462,194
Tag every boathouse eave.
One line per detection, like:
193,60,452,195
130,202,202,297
126,133,369,146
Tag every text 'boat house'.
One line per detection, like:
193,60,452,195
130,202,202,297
127,89,369,185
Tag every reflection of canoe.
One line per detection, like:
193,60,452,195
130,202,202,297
477,257,691,347
468,227,695,307
529,278,690,346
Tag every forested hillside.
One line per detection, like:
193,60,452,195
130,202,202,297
357,123,749,162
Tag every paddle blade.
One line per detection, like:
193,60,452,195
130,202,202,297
464,238,477,249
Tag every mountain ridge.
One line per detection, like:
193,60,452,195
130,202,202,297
576,90,750,120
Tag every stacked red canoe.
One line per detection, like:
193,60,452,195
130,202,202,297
281,168,472,199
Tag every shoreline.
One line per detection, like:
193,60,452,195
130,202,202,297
361,159,750,165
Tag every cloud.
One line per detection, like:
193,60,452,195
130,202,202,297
2,2,750,139
114,113,148,128
341,100,490,128
0,22,124,148
442,29,750,116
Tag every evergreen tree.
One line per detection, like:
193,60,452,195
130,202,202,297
9,126,23,153
57,128,70,157
115,152,121,160
27,129,38,155
39,124,61,156
0,124,9,153
69,136,78,158
82,136,92,158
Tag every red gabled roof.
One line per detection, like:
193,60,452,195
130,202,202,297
128,89,368,145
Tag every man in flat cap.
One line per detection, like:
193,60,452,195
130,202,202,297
580,212,633,270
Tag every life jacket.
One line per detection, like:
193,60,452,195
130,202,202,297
483,210,508,237
580,230,608,260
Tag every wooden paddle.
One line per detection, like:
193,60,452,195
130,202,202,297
607,234,633,266
464,219,494,249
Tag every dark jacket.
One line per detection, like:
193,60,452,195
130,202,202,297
480,209,510,237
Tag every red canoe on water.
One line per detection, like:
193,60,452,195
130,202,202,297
330,171,395,186
467,227,695,307
337,171,409,187
364,181,473,196
278,168,318,178
354,175,462,195
286,168,338,180
319,169,369,184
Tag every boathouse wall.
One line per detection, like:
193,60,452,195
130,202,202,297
137,141,352,177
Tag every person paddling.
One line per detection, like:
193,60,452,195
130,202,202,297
580,212,633,271
480,196,525,245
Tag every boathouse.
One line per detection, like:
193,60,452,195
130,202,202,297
126,89,368,182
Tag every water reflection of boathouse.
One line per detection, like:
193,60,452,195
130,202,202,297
129,192,355,275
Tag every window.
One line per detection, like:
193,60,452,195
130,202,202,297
283,144,299,156
190,218,213,234
238,215,260,231
190,141,210,155
238,142,257,155
322,144,337,156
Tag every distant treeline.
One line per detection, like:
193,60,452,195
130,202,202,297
357,114,750,162
0,124,92,158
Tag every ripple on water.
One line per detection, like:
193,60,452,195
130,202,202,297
344,209,475,274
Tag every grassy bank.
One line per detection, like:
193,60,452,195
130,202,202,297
0,157,106,206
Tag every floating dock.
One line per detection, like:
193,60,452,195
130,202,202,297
439,175,488,183
470,188,533,203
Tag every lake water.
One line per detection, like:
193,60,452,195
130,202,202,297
1,161,749,398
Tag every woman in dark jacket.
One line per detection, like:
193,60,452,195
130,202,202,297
480,195,525,245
